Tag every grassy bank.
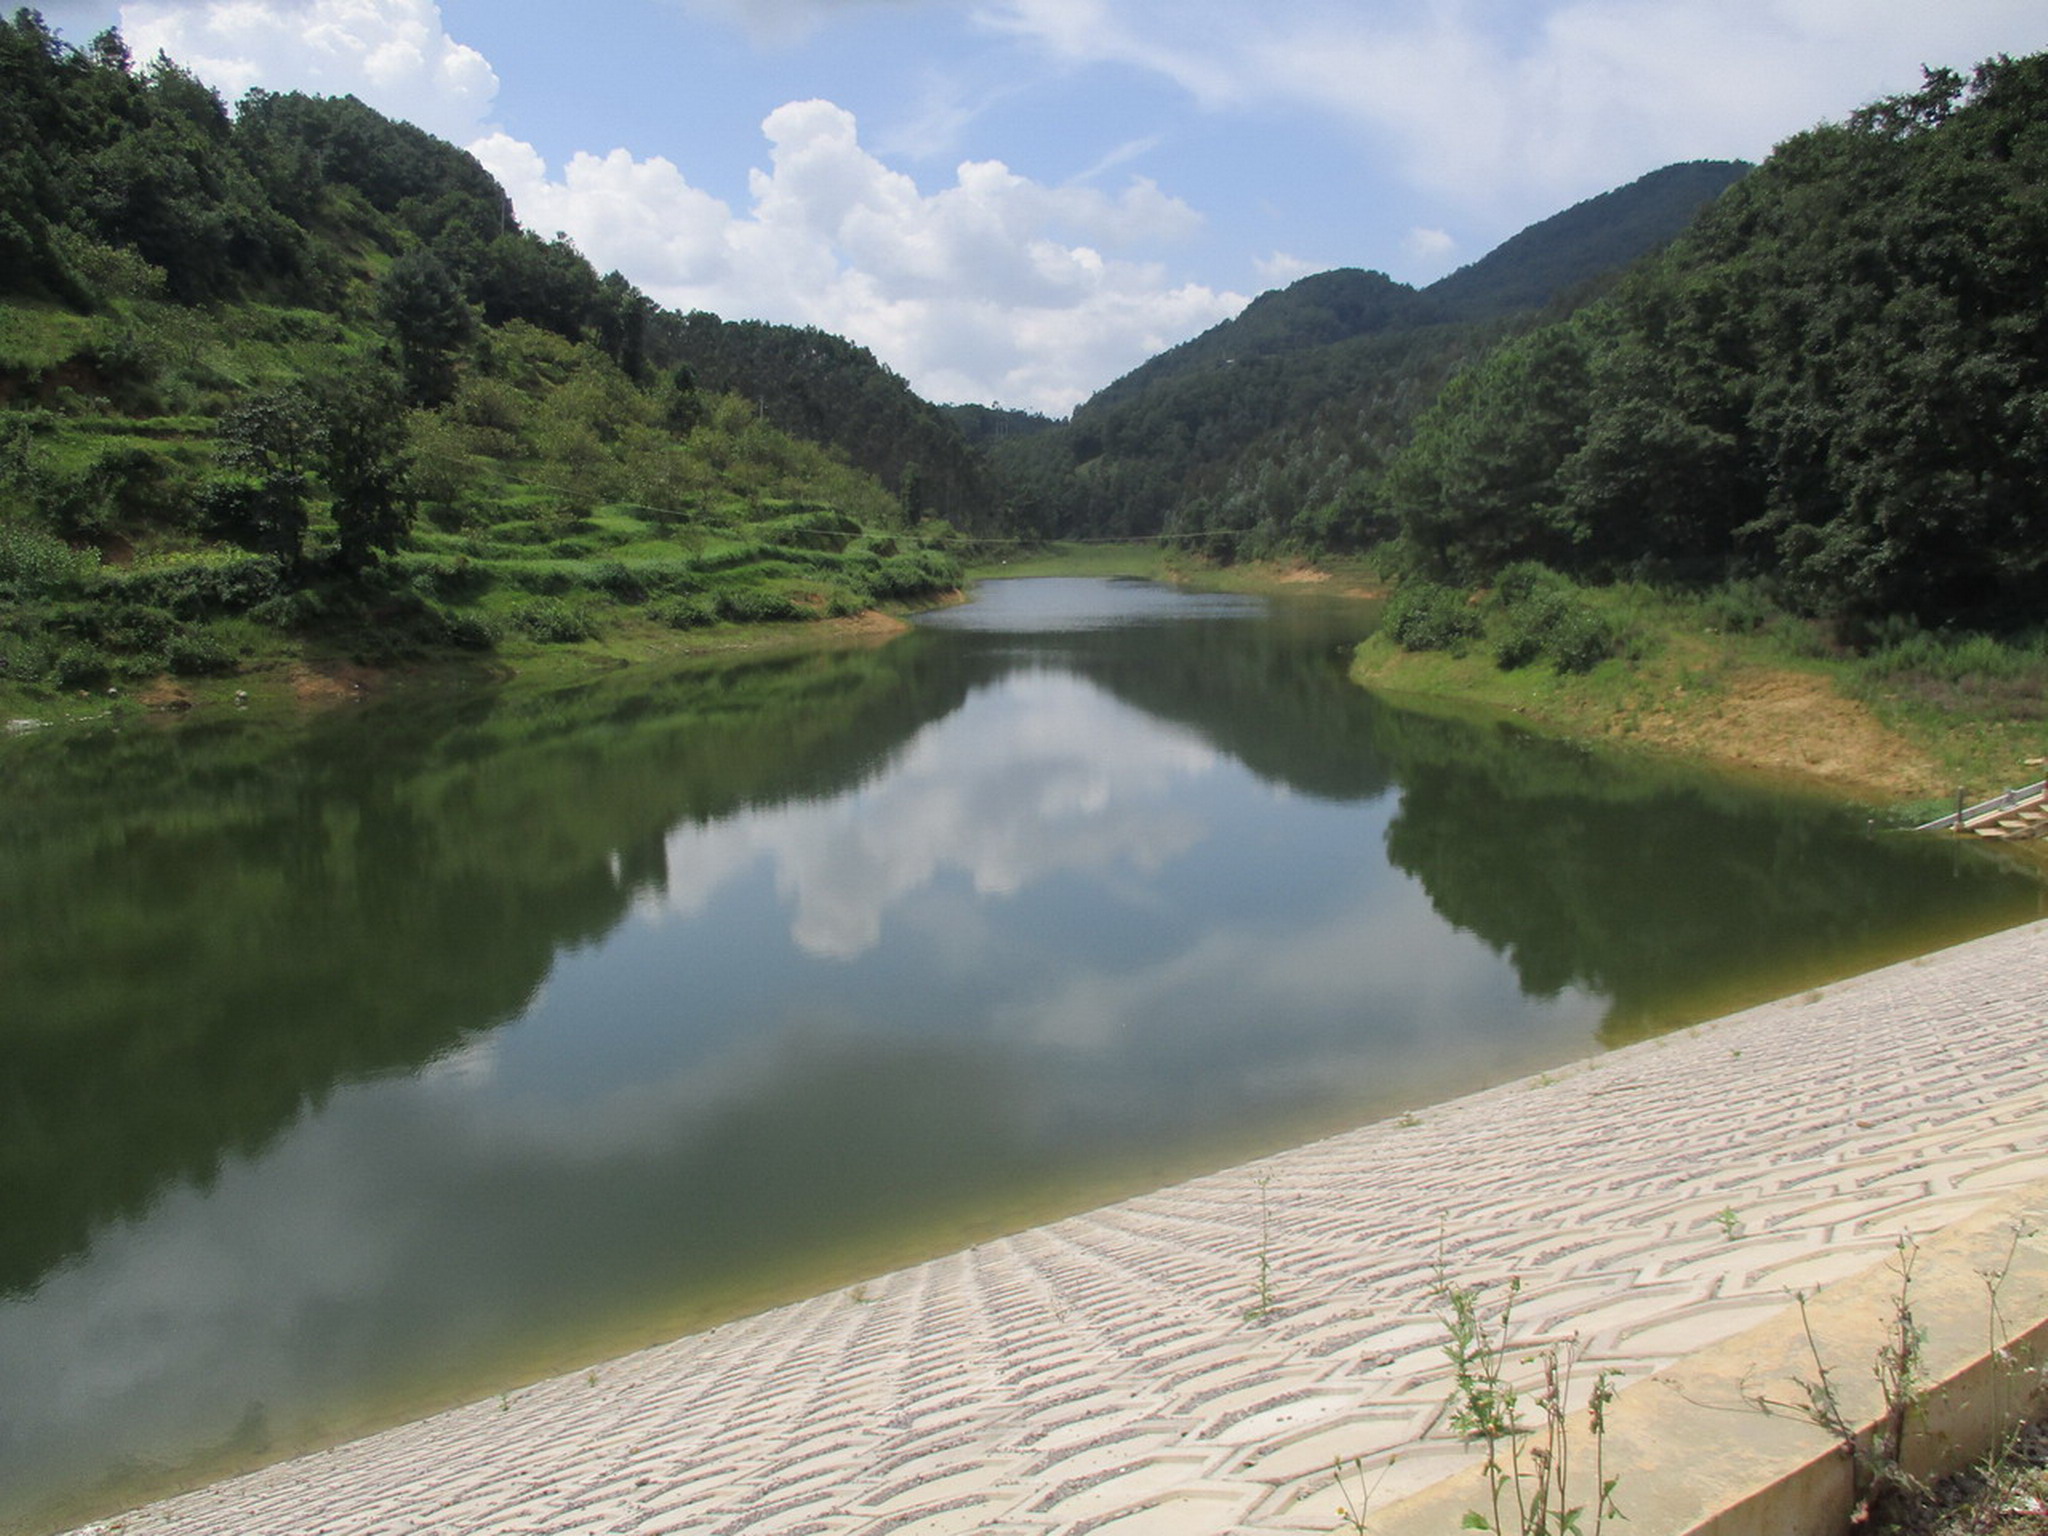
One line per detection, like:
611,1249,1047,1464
1352,576,2048,820
961,545,2044,822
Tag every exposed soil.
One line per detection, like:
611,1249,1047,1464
1896,1419,2048,1535
1617,666,1944,804
287,659,385,705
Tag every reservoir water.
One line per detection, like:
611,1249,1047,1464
2,577,2040,1533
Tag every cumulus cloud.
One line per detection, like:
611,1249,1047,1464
1404,227,1456,267
1252,251,1316,286
117,0,497,141
984,0,2048,223
476,100,1245,411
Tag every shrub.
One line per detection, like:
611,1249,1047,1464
1698,579,1780,636
648,594,719,629
1546,604,1619,674
717,586,805,623
508,597,601,642
52,641,112,690
0,522,100,595
406,555,491,602
249,587,327,630
825,585,873,617
503,564,575,595
102,603,178,654
0,631,56,684
587,560,645,600
1386,580,1482,653
1479,565,1619,674
165,630,238,676
436,608,500,650
111,553,284,618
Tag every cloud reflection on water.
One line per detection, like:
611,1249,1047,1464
642,669,1220,958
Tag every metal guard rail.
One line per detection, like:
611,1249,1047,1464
1917,778,2048,832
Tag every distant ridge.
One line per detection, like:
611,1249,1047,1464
1419,159,1751,320
1078,159,1747,420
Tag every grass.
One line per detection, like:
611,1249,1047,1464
1352,575,2048,818
964,539,1175,580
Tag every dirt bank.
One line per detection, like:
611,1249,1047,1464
1608,665,1944,803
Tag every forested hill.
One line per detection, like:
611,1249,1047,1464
1385,53,2048,632
0,12,987,702
1418,160,1751,320
1088,160,1749,415
981,160,1750,547
0,10,987,522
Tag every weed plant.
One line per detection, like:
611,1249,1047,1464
1244,1175,1278,1324
1432,1269,1621,1536
1743,1230,2048,1534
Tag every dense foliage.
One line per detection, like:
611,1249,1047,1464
987,162,1748,555
1384,55,2048,632
0,10,971,696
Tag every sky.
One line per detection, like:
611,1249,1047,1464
30,0,2048,414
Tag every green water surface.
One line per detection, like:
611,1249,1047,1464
0,578,2039,1533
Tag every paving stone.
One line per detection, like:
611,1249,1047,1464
67,918,2048,1536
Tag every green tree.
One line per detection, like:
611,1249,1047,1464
379,246,473,404
207,383,320,572
1383,322,1593,578
317,368,416,574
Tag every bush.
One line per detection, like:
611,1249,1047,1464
102,603,178,654
1546,604,1619,674
1698,579,1780,636
826,585,873,617
406,555,491,602
0,523,100,595
436,608,500,650
1386,580,1482,653
110,553,284,618
503,564,575,595
587,560,645,600
717,586,805,623
51,642,112,690
249,587,327,630
0,631,57,684
508,597,601,642
165,630,238,676
1478,565,1620,674
648,594,719,629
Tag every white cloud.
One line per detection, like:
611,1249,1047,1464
982,0,2048,226
1403,227,1456,266
1252,251,1315,286
117,0,497,141
665,0,924,47
477,100,1245,411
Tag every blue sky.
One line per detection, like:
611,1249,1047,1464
32,0,2048,412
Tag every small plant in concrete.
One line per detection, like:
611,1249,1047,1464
1978,1225,2040,1481
1332,1454,1393,1534
1244,1174,1279,1324
1712,1206,1743,1241
1746,1235,1928,1528
1433,1270,1621,1535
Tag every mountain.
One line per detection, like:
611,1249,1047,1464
1380,55,2048,630
0,11,968,704
1419,160,1751,321
984,159,1751,549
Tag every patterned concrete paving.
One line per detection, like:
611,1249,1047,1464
69,918,2048,1536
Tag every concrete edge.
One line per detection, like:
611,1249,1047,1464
1366,1178,2048,1536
